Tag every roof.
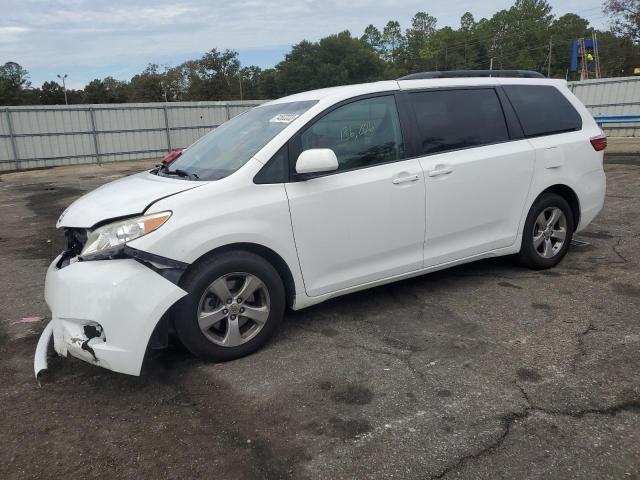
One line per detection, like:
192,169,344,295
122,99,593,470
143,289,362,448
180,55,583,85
399,70,545,80
266,74,565,107
265,80,399,105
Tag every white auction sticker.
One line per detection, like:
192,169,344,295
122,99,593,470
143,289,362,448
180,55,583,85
270,113,299,123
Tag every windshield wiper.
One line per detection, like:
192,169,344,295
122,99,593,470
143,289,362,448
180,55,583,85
156,164,198,180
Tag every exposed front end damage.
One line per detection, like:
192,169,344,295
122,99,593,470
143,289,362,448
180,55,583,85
34,320,54,384
42,253,188,377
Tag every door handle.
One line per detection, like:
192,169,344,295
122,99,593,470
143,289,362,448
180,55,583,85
427,165,453,177
392,174,420,185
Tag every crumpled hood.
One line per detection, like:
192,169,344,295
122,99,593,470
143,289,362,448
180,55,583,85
57,171,201,228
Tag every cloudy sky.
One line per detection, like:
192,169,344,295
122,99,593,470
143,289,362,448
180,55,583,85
1,0,607,88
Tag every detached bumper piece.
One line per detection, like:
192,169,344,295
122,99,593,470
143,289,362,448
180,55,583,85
34,320,54,385
44,255,187,376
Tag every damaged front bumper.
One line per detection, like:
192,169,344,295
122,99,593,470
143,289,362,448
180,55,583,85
42,254,187,376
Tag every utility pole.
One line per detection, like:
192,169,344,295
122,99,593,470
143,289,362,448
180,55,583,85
57,73,68,105
160,81,168,102
592,32,601,79
489,35,497,71
239,71,243,101
547,38,552,77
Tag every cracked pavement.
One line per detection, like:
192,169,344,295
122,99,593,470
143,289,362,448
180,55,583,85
0,157,639,479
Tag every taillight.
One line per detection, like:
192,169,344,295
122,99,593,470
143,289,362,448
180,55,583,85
590,136,607,151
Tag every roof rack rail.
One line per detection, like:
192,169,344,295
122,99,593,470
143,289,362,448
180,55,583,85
398,70,546,80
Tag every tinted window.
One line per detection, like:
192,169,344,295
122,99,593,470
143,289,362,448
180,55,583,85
411,89,509,155
503,85,582,137
254,144,288,184
301,95,404,172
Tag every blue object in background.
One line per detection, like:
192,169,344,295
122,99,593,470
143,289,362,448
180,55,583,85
570,38,597,72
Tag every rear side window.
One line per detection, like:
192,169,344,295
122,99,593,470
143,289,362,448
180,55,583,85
410,89,509,155
503,85,582,137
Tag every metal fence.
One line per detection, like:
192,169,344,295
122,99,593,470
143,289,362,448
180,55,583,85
568,76,640,137
0,101,265,171
2,77,640,171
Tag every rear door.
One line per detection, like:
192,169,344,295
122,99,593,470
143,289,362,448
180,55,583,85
285,94,426,297
406,87,536,267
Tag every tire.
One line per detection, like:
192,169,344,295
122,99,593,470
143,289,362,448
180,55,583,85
516,193,574,270
173,250,285,362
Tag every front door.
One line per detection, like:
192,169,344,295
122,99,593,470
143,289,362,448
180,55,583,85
285,95,426,297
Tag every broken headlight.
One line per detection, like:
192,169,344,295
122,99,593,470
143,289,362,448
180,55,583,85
80,211,171,260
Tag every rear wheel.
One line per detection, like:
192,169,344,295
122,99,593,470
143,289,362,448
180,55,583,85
173,251,285,362
517,193,574,269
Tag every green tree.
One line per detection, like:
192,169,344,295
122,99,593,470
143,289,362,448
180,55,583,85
404,12,438,72
604,0,640,43
39,81,66,104
239,65,263,100
10,0,640,106
271,31,385,95
0,62,31,105
192,48,242,100
550,14,591,78
460,12,480,68
480,0,553,71
597,30,640,75
129,64,168,102
258,68,279,98
361,24,383,53
84,77,128,103
382,21,405,64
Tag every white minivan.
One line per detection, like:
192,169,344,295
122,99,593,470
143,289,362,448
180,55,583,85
36,71,607,377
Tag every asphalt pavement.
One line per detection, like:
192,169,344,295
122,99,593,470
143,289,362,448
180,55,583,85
0,156,638,479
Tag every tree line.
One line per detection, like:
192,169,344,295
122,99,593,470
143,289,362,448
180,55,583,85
2,0,639,106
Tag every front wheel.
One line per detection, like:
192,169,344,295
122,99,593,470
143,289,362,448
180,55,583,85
516,193,574,270
173,251,285,362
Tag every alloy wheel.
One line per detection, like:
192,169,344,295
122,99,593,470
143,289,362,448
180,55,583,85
533,207,567,259
197,272,270,347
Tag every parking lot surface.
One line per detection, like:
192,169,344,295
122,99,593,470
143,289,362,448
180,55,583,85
0,157,639,479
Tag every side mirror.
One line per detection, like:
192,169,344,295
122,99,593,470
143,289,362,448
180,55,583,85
296,149,339,176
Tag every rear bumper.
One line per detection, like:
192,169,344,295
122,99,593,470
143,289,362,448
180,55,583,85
44,256,187,375
576,169,606,232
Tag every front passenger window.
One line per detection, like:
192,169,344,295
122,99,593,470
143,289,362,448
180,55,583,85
301,95,405,172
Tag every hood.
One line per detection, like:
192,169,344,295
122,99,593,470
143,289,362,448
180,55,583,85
57,171,202,228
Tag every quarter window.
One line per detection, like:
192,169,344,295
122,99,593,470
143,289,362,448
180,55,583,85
503,85,582,137
254,144,288,184
301,95,405,172
410,89,510,155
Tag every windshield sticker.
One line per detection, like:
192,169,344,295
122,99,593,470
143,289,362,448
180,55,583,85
270,113,299,123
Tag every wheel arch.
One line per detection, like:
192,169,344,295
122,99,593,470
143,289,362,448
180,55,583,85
535,184,581,231
183,242,298,308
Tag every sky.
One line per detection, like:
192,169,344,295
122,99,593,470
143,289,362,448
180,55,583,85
1,0,609,89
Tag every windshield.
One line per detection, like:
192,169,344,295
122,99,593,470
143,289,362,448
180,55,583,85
164,100,317,180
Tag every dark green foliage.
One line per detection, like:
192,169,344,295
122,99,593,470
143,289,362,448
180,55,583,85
271,32,385,95
2,0,640,105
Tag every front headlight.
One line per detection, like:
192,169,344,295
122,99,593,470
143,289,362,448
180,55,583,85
80,211,171,259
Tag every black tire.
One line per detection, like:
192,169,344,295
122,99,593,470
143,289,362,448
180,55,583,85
516,193,574,270
173,250,285,362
